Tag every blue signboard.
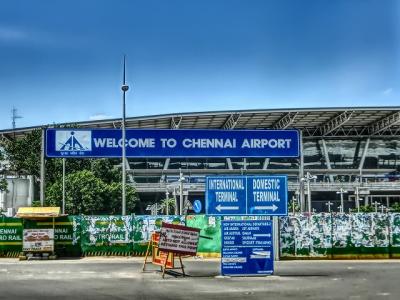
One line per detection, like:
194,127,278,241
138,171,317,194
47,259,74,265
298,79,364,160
206,176,288,216
221,219,274,276
45,128,299,158
193,200,202,214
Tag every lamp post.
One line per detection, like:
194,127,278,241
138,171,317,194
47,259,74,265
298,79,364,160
301,172,317,214
121,55,129,215
325,201,333,213
373,201,379,213
178,168,185,215
336,188,348,214
291,196,297,214
165,190,170,215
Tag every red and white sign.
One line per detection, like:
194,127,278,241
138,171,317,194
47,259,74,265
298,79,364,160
158,223,200,256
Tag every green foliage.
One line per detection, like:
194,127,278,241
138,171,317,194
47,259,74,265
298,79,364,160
0,145,8,192
1,129,42,177
351,205,375,213
161,198,176,214
390,202,400,212
45,170,138,215
288,200,301,213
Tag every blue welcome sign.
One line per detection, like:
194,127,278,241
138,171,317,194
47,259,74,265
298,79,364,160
221,219,274,276
45,128,299,158
206,176,288,216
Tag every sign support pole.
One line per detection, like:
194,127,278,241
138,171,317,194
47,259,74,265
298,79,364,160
40,128,45,206
273,216,280,261
62,158,65,214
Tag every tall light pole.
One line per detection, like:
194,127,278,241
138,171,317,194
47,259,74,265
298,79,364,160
325,201,333,213
301,172,317,214
165,190,170,215
336,188,348,214
178,168,185,215
121,55,129,215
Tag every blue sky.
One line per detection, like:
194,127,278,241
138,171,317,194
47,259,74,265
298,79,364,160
0,0,399,130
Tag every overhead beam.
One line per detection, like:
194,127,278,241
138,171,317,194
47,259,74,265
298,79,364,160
273,112,298,129
367,111,400,135
319,111,354,136
222,113,241,130
170,116,182,129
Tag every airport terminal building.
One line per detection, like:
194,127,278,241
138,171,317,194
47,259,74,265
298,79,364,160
1,107,400,213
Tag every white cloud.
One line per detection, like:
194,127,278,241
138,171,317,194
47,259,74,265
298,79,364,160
383,88,393,95
0,27,26,41
89,113,113,120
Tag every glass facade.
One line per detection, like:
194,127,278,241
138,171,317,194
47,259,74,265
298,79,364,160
128,137,400,183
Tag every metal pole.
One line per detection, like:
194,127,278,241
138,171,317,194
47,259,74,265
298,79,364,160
40,128,45,206
62,158,65,214
355,187,360,213
166,191,169,215
121,55,129,215
307,174,311,214
179,169,183,215
173,188,178,215
299,131,305,212
340,190,344,214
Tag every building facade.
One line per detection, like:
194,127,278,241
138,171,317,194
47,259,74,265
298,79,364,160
1,107,400,213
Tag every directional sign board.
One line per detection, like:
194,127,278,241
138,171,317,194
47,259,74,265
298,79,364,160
206,176,288,216
45,128,299,158
221,219,274,276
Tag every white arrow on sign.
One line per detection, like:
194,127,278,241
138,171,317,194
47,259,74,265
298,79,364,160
253,204,278,211
216,204,239,212
253,234,271,237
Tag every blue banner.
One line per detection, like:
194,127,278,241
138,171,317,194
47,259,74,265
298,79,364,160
206,176,288,216
45,128,299,158
221,219,274,276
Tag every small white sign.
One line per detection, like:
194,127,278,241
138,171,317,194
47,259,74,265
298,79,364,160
158,223,200,256
23,229,54,252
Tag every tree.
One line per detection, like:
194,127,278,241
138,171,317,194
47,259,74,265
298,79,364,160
0,147,7,192
1,129,42,177
46,170,138,215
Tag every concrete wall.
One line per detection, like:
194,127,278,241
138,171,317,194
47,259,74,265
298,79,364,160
0,177,34,215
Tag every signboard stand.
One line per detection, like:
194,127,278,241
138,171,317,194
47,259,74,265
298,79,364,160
16,207,62,261
142,223,201,278
142,232,186,278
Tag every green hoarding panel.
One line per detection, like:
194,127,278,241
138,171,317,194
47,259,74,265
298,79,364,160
80,215,133,254
21,216,81,257
0,216,23,255
186,215,221,254
132,215,185,254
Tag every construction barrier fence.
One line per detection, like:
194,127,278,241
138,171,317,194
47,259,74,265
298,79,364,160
1,213,400,258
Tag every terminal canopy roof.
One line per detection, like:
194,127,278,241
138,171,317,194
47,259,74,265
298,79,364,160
16,207,62,219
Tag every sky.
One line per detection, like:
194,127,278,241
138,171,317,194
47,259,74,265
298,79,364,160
0,0,399,130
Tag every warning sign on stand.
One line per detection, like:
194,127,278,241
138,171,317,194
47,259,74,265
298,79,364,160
158,223,200,256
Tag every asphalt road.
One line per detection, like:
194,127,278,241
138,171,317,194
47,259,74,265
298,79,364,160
0,258,399,300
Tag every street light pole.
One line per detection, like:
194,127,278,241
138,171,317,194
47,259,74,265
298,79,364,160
179,168,184,215
301,172,317,214
336,188,348,214
166,190,169,215
325,201,333,213
121,55,129,215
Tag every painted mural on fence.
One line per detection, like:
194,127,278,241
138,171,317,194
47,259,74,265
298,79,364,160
132,215,185,253
80,215,133,253
280,213,395,258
